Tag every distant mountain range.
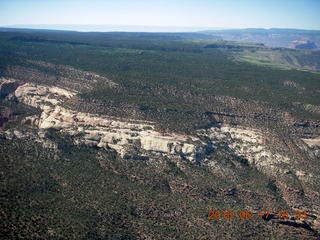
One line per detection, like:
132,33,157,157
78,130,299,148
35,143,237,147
2,25,320,49
3,24,213,33
201,28,320,49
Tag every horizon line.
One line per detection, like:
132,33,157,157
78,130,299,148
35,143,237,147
2,24,320,33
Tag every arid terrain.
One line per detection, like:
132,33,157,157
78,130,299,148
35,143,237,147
1,28,320,239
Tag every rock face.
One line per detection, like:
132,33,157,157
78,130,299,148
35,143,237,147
302,137,320,147
12,81,204,160
220,126,290,167
203,124,320,220
9,80,320,173
14,83,76,108
209,125,320,186
207,125,318,181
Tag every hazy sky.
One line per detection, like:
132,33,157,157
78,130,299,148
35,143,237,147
0,0,319,30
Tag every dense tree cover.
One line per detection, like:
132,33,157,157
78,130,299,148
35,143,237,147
0,29,319,134
1,135,305,239
1,29,319,239
0,30,318,94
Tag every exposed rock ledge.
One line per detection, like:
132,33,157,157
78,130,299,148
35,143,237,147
211,126,317,183
7,80,319,172
12,82,205,160
302,137,320,147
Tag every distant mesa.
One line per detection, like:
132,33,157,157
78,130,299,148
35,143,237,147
289,40,317,50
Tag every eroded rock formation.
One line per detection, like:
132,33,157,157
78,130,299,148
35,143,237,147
11,80,205,160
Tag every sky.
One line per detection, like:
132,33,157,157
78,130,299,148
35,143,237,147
0,0,319,31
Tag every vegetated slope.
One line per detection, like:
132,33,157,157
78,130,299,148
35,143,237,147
0,29,320,239
228,45,320,71
1,29,319,132
1,132,316,240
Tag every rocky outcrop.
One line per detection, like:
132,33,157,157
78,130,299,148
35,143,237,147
203,124,320,218
9,80,320,174
302,137,320,147
14,83,76,109
11,81,205,160
208,125,318,183
292,102,320,115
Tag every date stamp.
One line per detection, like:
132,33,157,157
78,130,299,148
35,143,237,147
208,209,309,221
